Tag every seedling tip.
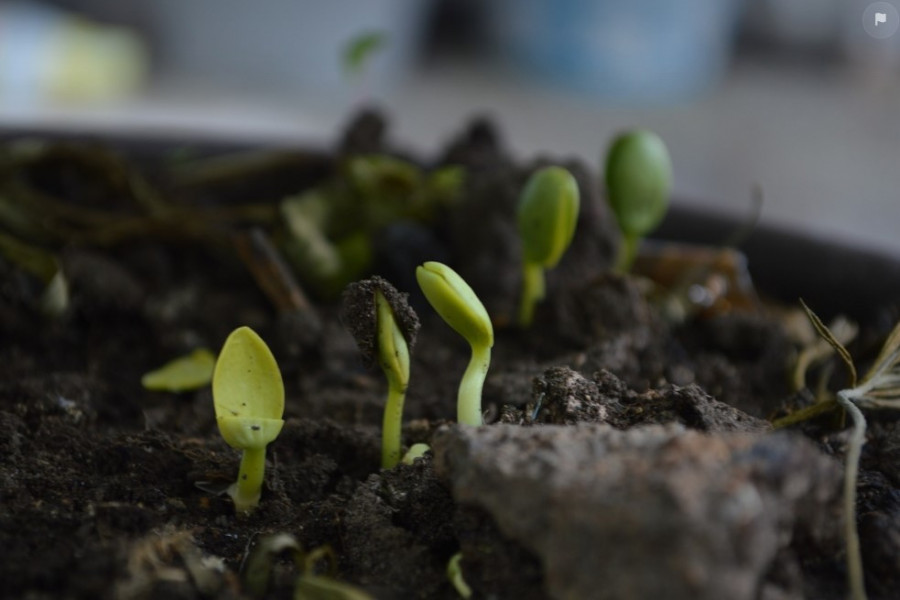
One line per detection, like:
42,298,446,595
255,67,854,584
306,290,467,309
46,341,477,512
516,166,580,326
604,130,672,273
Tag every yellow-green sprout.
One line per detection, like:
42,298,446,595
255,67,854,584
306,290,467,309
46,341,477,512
141,348,216,392
516,166,580,327
416,262,493,426
401,443,430,465
212,326,285,515
604,130,672,273
447,552,472,599
341,277,419,469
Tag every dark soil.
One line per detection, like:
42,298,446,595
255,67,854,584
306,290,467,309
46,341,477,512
1,111,899,600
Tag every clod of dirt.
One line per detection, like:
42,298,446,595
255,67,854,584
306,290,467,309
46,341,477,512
439,117,505,172
524,367,769,433
553,272,658,347
433,423,841,600
339,109,388,156
341,459,457,598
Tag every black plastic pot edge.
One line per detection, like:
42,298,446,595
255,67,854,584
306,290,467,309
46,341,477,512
655,203,900,325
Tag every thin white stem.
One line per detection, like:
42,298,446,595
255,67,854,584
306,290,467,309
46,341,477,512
836,389,868,600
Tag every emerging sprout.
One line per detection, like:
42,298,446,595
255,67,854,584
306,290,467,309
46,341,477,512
447,552,472,599
341,277,420,469
516,166,580,327
416,262,493,426
604,130,672,273
401,443,430,465
141,348,216,392
212,326,285,515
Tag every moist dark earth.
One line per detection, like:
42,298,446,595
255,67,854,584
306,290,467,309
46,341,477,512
1,112,899,600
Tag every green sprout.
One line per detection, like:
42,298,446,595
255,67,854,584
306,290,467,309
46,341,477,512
341,277,420,469
516,166,580,327
604,130,672,273
447,552,472,599
401,443,430,465
141,348,216,392
416,262,493,426
212,326,285,515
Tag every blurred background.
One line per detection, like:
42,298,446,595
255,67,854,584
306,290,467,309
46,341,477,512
1,0,899,255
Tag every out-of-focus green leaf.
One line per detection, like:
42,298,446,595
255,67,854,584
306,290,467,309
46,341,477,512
425,165,465,206
342,32,387,77
142,348,216,393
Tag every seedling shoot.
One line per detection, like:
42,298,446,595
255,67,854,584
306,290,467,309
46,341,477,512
341,277,420,468
416,262,493,426
516,166,580,327
212,326,285,515
604,129,672,273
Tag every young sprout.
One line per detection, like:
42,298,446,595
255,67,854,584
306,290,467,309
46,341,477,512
416,262,493,426
212,326,285,515
401,443,430,465
516,166,580,327
447,552,472,599
341,277,420,469
604,129,672,273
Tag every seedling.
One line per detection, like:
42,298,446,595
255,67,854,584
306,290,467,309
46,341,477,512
604,130,672,273
212,326,285,515
341,277,420,468
447,552,472,599
776,300,900,600
277,157,464,299
141,348,216,392
416,262,493,426
401,443,430,465
516,166,580,327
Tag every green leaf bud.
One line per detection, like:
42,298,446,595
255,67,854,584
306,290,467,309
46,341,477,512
604,129,672,239
517,166,580,268
415,262,493,350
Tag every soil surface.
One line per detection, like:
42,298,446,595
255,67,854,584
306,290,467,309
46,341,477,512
1,112,899,600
